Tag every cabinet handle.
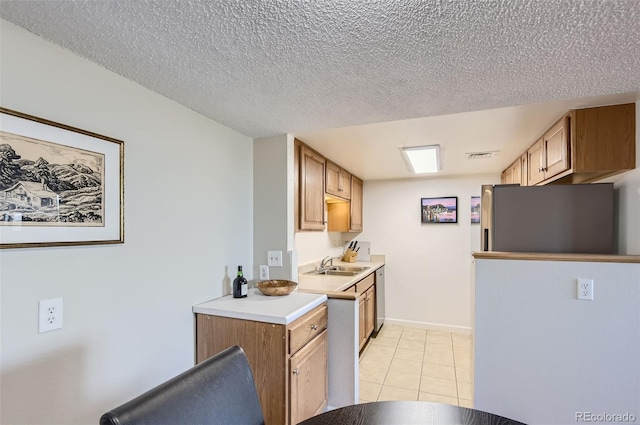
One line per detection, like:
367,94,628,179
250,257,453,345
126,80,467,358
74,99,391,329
292,368,300,375
310,324,318,330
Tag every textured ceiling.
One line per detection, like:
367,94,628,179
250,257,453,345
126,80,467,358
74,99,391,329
1,0,639,179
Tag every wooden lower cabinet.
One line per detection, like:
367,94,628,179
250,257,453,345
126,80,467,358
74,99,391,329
358,295,366,350
365,286,375,338
196,303,328,425
290,330,328,424
355,273,376,351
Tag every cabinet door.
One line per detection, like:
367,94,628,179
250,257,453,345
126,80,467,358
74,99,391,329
359,296,366,350
339,169,351,199
503,166,513,184
519,153,528,186
365,286,375,338
325,161,341,197
527,138,545,185
502,159,521,185
300,146,326,230
543,115,570,178
290,330,328,424
350,176,363,232
511,157,522,185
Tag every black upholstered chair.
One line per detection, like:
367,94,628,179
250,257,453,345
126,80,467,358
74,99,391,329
100,346,264,425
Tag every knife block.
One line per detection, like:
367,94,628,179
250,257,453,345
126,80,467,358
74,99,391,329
342,249,358,263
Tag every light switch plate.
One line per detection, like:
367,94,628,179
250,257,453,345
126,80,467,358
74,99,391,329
267,250,283,267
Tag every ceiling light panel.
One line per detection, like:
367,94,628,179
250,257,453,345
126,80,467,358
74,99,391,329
401,145,440,174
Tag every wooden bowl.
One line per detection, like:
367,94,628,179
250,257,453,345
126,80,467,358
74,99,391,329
256,280,298,296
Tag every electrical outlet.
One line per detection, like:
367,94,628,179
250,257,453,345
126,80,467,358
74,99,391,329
576,278,594,301
39,298,63,333
259,265,269,280
267,250,283,267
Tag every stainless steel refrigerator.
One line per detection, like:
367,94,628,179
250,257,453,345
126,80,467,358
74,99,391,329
480,183,614,254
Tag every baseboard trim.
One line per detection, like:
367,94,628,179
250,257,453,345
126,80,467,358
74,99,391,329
383,318,473,334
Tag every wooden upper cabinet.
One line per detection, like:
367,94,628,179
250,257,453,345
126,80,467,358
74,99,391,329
543,115,570,177
339,168,352,199
349,176,363,232
520,153,528,186
299,144,326,230
571,103,636,178
502,156,524,185
526,114,570,185
325,161,351,200
295,138,364,233
527,137,546,185
507,103,635,186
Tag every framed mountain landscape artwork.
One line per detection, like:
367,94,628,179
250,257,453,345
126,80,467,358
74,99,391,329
0,107,124,248
421,196,457,223
471,196,481,223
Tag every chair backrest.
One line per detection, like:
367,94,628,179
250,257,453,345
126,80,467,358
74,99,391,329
100,345,264,425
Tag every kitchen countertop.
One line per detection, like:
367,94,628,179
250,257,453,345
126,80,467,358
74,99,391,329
473,251,640,263
193,289,327,325
297,260,385,295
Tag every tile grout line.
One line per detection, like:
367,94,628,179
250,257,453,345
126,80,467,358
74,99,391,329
450,332,460,406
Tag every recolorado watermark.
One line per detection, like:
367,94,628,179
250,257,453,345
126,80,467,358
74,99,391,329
576,412,637,422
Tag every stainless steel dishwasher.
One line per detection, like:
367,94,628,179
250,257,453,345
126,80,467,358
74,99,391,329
373,266,385,336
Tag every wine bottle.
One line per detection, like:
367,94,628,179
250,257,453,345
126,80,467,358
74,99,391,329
233,266,248,298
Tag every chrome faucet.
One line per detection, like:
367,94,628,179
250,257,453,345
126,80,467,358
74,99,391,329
319,256,339,271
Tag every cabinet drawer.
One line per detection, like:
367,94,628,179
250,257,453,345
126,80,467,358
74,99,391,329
289,304,328,355
343,284,356,293
355,273,375,293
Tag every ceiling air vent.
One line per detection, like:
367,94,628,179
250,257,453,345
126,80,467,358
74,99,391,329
465,151,498,160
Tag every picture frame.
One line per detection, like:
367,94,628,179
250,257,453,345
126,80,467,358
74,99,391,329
421,196,457,223
0,107,124,248
471,196,481,223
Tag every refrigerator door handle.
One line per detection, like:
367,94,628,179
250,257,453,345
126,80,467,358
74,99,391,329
483,228,489,251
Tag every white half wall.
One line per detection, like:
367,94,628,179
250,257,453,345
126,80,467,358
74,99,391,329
474,258,640,424
1,20,253,424
358,174,500,331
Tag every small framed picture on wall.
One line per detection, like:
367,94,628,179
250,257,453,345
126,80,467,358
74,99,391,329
421,196,457,223
471,196,481,223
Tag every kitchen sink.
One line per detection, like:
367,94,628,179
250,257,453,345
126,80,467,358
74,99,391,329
328,266,369,272
303,269,361,277
303,264,369,277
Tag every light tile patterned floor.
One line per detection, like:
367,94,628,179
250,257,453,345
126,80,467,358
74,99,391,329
359,324,473,408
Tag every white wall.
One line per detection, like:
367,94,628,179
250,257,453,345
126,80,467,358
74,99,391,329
0,20,253,424
358,174,499,331
474,258,640,424
295,230,345,265
253,134,296,280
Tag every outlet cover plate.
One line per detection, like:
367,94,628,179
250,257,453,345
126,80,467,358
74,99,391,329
259,265,269,280
39,298,63,333
576,278,594,301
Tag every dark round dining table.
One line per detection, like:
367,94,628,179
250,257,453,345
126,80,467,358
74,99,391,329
298,401,526,425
